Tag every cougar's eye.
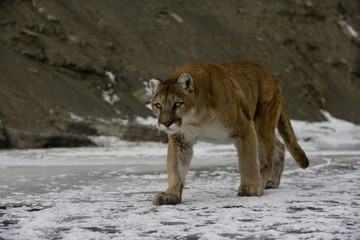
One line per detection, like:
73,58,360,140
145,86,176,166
154,103,162,109
174,102,183,108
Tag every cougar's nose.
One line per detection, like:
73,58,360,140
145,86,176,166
160,121,173,128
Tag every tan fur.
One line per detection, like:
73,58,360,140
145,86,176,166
149,61,309,205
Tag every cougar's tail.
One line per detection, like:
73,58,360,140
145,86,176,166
277,100,309,168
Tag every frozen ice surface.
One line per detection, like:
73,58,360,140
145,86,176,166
1,113,360,239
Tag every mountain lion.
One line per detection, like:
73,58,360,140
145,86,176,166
149,61,309,205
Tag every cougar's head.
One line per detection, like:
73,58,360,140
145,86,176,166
149,73,195,135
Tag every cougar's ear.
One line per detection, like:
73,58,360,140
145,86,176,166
177,73,194,93
149,78,161,94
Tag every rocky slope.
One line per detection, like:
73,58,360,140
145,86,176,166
0,0,359,148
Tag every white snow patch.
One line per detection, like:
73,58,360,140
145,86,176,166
169,12,184,23
105,71,116,84
338,19,359,39
94,117,129,125
102,89,120,105
46,14,57,21
135,116,157,126
68,112,85,122
32,0,45,13
38,7,45,13
102,71,119,105
291,110,360,150
345,23,359,38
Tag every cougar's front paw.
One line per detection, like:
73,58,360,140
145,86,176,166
152,192,181,205
265,180,280,189
238,184,264,197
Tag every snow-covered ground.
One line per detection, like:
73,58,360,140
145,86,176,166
0,112,360,239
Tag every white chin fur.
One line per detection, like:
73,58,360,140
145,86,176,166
159,125,180,134
164,129,179,135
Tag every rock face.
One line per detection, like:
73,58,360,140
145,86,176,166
0,0,359,149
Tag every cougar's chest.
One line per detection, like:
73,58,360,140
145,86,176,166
182,122,233,144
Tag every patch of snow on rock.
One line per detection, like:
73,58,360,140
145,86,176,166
102,89,120,105
135,116,157,126
105,71,116,84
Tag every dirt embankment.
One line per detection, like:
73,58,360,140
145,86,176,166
0,0,359,149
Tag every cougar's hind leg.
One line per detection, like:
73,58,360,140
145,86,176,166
265,137,285,189
255,94,281,187
235,122,264,197
256,127,276,187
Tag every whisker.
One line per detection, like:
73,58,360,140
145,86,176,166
142,125,160,137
